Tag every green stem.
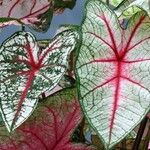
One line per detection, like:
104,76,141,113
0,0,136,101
106,0,109,6
22,25,25,31
142,119,150,150
132,117,148,150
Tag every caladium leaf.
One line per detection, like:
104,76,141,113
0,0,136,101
0,0,52,31
0,0,76,32
0,29,79,132
0,88,94,150
76,0,150,149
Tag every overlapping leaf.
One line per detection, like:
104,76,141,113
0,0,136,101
0,88,94,150
0,0,76,32
76,0,150,149
102,0,150,19
113,0,150,18
122,0,150,18
0,29,79,132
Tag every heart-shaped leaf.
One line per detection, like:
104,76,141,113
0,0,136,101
0,88,94,150
0,29,79,132
76,0,150,149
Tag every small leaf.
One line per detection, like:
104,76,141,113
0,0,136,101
125,0,150,17
0,29,79,131
114,0,150,18
0,88,94,150
76,0,150,149
102,0,150,19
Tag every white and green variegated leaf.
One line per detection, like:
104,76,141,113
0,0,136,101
0,29,79,132
114,0,150,18
102,0,150,19
76,0,150,149
126,0,150,17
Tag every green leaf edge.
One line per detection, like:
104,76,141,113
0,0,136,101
0,26,80,132
114,0,150,18
75,0,150,149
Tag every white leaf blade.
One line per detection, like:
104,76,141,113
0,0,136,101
76,0,150,148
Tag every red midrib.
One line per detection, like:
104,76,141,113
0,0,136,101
11,72,35,130
7,35,59,129
107,16,146,140
83,14,147,143
109,61,122,143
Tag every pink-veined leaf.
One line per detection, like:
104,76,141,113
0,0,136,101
0,29,79,132
0,88,94,150
0,0,76,32
76,0,150,149
0,0,52,31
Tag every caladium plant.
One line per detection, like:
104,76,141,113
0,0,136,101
0,88,94,150
76,0,150,149
0,28,79,132
0,0,76,32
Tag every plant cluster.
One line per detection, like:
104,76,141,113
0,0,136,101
0,0,150,150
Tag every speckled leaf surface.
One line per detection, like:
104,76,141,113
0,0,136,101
0,29,79,132
76,0,150,149
0,88,94,150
